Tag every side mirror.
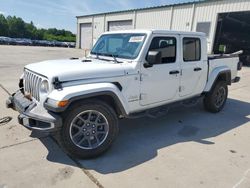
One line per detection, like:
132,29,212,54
144,51,162,68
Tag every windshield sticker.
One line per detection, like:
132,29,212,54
129,36,144,43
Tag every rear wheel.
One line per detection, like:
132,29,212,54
59,100,118,159
204,81,228,113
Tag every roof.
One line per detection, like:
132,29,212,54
102,29,206,36
76,0,220,18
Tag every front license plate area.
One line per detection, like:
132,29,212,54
13,91,34,112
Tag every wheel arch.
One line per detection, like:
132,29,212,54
65,91,128,117
204,67,231,92
45,83,129,117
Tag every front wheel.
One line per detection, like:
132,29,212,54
59,100,119,159
204,81,228,113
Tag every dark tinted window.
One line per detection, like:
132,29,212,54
196,22,211,36
183,38,201,62
148,37,176,64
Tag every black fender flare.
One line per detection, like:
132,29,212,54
209,70,231,93
44,91,128,117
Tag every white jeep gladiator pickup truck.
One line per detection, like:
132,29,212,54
6,30,242,158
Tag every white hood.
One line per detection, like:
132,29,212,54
25,58,128,82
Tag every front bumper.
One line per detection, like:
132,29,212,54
6,91,62,132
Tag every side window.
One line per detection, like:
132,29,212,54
183,38,201,62
148,37,176,64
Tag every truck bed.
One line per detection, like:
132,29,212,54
208,53,241,81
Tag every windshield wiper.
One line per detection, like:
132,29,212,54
91,51,100,59
108,54,123,63
91,52,123,63
91,52,111,62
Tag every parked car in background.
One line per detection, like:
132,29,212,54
0,36,12,45
13,38,32,46
69,42,76,48
32,40,42,46
0,36,75,48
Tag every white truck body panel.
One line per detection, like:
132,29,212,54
25,59,127,82
204,57,239,92
48,82,130,114
179,34,208,98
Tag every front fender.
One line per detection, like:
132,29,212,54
204,66,231,92
45,83,129,115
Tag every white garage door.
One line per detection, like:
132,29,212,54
108,20,133,31
80,23,92,49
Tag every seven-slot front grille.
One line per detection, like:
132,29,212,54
23,70,43,101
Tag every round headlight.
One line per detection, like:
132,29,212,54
40,80,49,94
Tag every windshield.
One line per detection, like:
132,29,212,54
91,33,146,59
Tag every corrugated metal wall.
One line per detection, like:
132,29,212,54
93,16,105,44
171,4,194,31
136,7,172,29
77,0,250,53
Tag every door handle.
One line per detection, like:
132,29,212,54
194,67,202,71
169,70,180,75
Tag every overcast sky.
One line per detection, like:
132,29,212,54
0,0,200,33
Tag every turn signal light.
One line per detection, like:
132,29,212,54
57,100,69,107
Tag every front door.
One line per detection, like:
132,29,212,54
140,35,180,106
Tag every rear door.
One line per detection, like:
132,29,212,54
140,34,180,106
179,36,208,97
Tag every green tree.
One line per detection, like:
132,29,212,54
25,21,37,39
1,14,76,42
0,14,8,36
34,29,44,40
6,16,26,38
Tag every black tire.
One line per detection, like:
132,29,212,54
59,99,119,159
204,81,228,113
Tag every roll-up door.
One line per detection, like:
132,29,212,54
80,23,92,49
108,20,133,31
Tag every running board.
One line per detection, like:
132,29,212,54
126,96,203,119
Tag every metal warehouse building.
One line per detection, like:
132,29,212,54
76,0,250,63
